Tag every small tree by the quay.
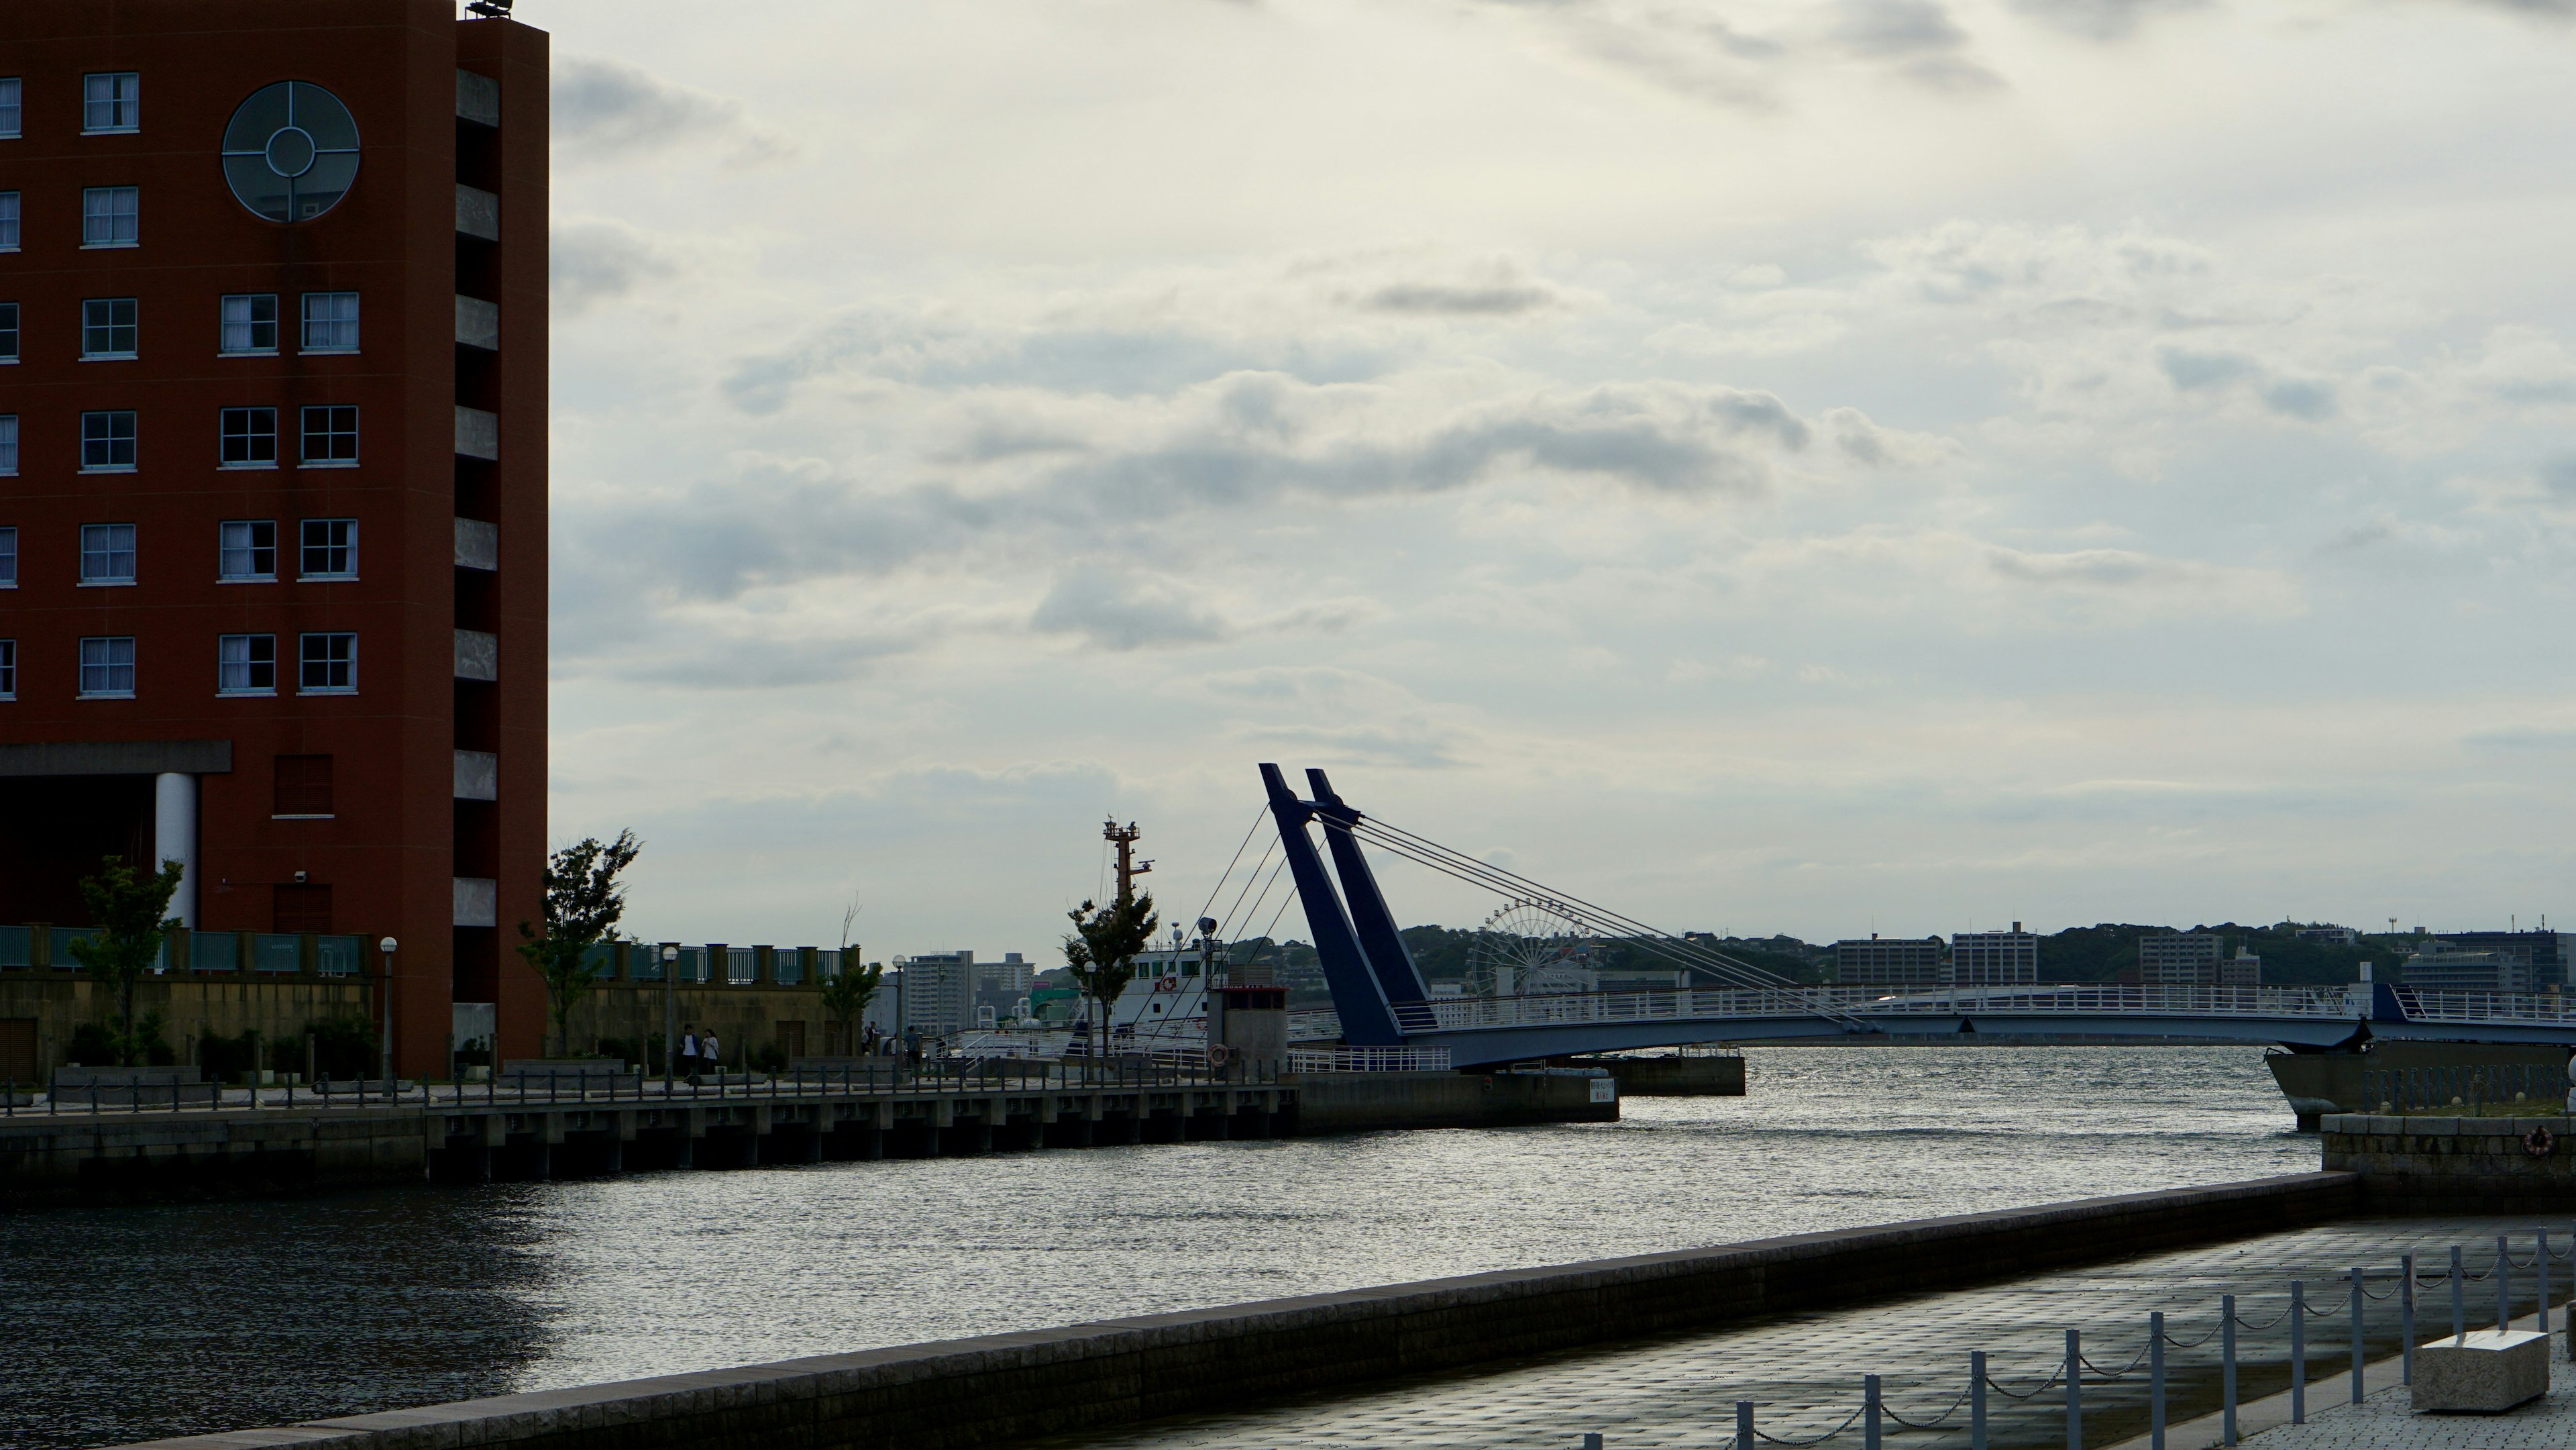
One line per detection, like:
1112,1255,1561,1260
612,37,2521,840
68,855,187,1068
515,831,644,1057
1063,890,1157,1061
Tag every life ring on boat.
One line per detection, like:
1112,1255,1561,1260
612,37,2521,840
1156,976,1179,992
1206,1043,1233,1066
2526,1125,2555,1159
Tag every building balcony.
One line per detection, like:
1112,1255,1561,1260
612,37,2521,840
453,878,498,929
454,750,498,801
453,517,498,572
455,295,498,351
455,406,498,461
454,629,498,682
455,185,500,242
456,69,500,128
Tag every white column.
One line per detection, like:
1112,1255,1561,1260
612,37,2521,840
153,772,197,927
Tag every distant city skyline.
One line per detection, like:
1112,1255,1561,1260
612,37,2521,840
543,1,2576,954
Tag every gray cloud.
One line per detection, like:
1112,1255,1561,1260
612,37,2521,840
1031,570,1230,651
2158,348,2257,390
553,55,787,162
2261,378,2337,420
551,221,674,316
566,380,1810,619
1362,282,1560,315
2005,0,2205,40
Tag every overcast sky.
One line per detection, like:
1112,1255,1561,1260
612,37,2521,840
531,0,2576,959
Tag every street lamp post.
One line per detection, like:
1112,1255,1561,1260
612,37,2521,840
662,945,680,1092
378,936,398,1084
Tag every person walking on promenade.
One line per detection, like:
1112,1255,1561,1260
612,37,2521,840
700,1028,721,1080
904,1025,923,1072
678,1025,700,1082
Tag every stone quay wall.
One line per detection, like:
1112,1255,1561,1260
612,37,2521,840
2320,1112,2576,1212
113,1172,2361,1450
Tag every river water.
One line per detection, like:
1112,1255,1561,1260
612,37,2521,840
0,1047,2314,1449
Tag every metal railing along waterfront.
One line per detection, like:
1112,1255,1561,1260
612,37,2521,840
1564,1229,2576,1450
1285,1046,1454,1073
0,1057,1291,1117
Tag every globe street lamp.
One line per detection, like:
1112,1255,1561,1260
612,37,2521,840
662,945,680,1092
377,937,398,1085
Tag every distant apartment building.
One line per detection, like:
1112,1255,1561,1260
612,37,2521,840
889,949,977,1037
2404,943,2528,995
2294,926,2359,946
980,951,1036,998
2138,932,2222,986
1951,923,2039,986
2429,931,2571,992
1834,935,1945,988
2218,947,2261,987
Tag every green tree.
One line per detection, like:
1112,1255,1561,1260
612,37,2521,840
1063,890,1158,1060
515,831,645,1057
68,856,187,1068
819,959,883,1051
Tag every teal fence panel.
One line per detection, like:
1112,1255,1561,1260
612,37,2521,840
581,943,618,982
0,926,30,968
628,943,667,982
316,935,365,976
49,927,97,968
773,949,806,986
252,934,302,974
191,931,238,972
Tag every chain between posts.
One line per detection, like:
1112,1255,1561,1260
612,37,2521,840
1707,1228,2573,1450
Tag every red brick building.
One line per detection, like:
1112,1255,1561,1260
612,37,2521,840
0,0,548,1073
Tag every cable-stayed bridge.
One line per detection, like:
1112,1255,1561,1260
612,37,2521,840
1247,764,2576,1070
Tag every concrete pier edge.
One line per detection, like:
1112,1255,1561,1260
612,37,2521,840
106,1172,2361,1450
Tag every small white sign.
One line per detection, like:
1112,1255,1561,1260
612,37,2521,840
1589,1077,1617,1104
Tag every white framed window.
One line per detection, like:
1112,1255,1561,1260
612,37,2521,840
299,517,357,579
220,294,277,355
82,186,138,248
301,292,359,353
0,79,21,140
219,634,276,695
0,193,18,251
80,411,137,471
81,297,138,360
83,72,140,134
219,407,276,468
219,520,276,581
0,301,17,363
78,636,136,698
301,405,357,466
0,415,15,474
0,525,15,587
299,632,356,694
80,523,137,586
0,639,15,701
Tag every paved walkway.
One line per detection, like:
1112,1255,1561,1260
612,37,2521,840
2240,1379,2573,1449
1028,1216,2576,1450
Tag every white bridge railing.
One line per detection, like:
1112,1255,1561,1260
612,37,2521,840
1285,984,2576,1045
1286,1045,1454,1073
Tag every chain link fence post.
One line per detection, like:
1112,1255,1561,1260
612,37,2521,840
2349,1267,2364,1404
2290,1280,2305,1425
2065,1329,2082,1450
2222,1293,2238,1448
2149,1310,2165,1450
2400,1253,2414,1384
1970,1351,1987,1450
1735,1400,1754,1450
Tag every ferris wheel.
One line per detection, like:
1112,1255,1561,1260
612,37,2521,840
1464,897,1601,996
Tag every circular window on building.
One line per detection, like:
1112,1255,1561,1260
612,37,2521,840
221,83,361,223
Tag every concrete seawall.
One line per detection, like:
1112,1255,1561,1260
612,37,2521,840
116,1171,2360,1450
1294,1069,1615,1131
2320,1112,2576,1212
